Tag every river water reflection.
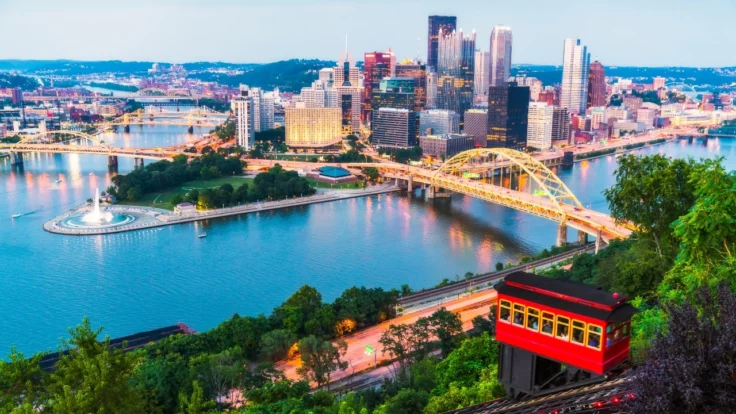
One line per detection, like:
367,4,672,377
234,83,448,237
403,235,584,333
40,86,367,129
0,130,733,354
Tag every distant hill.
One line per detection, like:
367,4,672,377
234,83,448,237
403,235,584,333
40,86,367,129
188,59,335,92
0,73,40,90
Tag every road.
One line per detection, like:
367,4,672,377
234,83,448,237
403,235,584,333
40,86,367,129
276,289,497,386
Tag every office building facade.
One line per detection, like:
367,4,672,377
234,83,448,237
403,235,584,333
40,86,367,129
587,60,606,108
285,107,342,147
427,15,457,72
436,28,476,118
487,82,530,150
396,61,427,112
363,50,396,121
419,109,460,136
474,51,490,96
489,26,513,87
372,108,417,148
464,108,488,147
551,107,571,145
233,88,255,150
419,133,475,158
527,102,554,149
560,39,590,114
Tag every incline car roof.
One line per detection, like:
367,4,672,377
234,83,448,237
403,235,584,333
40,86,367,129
504,271,627,307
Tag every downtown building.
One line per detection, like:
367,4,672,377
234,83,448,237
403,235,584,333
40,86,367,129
419,133,475,158
551,107,571,145
487,82,530,150
427,15,457,73
464,108,488,147
232,86,255,150
363,50,396,122
247,87,275,131
372,108,417,148
285,105,342,148
587,60,606,108
334,49,362,134
527,102,554,150
560,39,590,114
489,26,513,87
419,109,460,136
371,78,415,117
395,60,427,112
436,27,476,119
474,51,491,96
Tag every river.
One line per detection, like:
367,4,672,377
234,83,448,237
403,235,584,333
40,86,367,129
0,128,734,354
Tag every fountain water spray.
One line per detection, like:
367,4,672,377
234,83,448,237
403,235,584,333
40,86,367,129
82,188,113,224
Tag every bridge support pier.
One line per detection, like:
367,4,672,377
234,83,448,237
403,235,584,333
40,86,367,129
108,155,118,171
427,186,451,199
134,158,144,168
9,152,23,166
556,223,568,247
595,229,602,254
188,126,194,134
407,175,413,193
577,230,588,245
124,125,130,133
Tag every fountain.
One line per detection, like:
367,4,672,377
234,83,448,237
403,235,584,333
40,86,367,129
81,188,114,224
56,188,137,230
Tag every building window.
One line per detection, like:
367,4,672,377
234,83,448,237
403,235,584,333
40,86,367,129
587,325,602,350
499,300,511,323
541,312,554,336
513,304,525,327
526,308,539,332
571,320,586,345
556,316,569,340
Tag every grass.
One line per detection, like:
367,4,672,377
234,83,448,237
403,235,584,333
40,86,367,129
125,175,254,211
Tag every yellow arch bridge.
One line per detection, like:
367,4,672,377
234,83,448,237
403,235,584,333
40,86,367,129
100,107,229,131
347,148,632,250
0,130,188,168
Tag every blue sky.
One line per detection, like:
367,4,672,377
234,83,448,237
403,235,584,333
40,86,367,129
1,0,733,66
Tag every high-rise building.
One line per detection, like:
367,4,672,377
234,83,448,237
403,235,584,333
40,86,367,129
487,82,530,150
299,81,339,108
334,48,362,133
464,108,488,147
489,26,513,87
560,39,590,114
590,107,605,130
623,96,643,116
372,108,417,148
509,76,542,101
363,50,396,121
474,51,491,96
285,107,342,147
426,70,438,108
427,16,457,73
396,61,427,112
371,77,415,122
437,28,476,118
233,87,255,150
527,102,554,149
419,109,460,136
11,88,22,105
551,107,571,145
246,87,275,132
319,68,334,86
587,61,606,108
652,76,666,90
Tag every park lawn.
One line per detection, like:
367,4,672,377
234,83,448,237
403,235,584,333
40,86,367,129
125,175,254,211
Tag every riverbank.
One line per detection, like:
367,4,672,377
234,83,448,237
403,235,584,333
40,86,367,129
43,183,400,236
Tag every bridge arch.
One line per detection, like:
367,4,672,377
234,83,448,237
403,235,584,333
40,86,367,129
432,148,584,220
14,130,106,147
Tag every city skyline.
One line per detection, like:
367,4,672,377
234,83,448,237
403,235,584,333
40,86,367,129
1,0,734,67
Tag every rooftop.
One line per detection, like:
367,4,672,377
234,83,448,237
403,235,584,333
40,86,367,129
318,166,351,178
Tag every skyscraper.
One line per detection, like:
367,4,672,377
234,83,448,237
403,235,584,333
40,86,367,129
489,26,512,87
372,108,417,148
396,61,427,112
334,48,362,133
474,51,490,96
527,102,554,150
285,107,342,147
464,109,488,147
436,28,476,118
233,86,255,150
419,109,460,136
551,107,571,145
427,16,457,73
487,82,530,150
560,39,590,114
587,60,606,108
371,78,415,117
363,50,395,121
426,70,438,108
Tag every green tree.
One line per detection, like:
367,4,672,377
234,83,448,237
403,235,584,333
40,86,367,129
295,336,348,389
434,333,499,394
177,381,216,414
426,308,463,357
375,389,429,414
270,285,325,335
47,318,147,413
0,347,47,412
259,329,297,362
188,347,247,409
363,167,380,182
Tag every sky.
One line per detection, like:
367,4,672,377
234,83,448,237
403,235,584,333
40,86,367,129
0,0,734,67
